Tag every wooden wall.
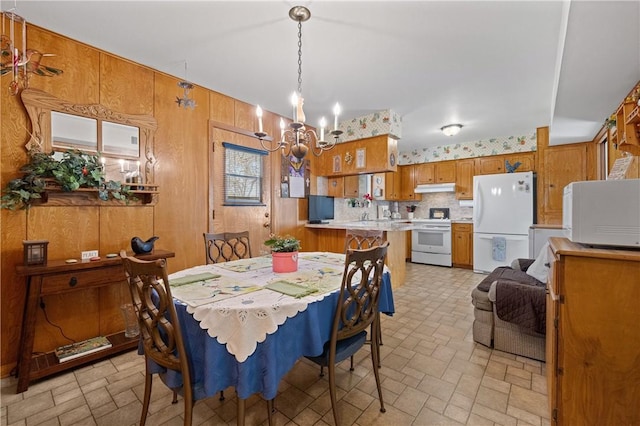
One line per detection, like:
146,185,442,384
0,23,301,377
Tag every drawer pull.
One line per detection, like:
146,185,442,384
69,277,78,287
544,263,550,268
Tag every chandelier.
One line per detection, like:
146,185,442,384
255,6,342,159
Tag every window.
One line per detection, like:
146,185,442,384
223,142,267,205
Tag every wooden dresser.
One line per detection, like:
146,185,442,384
546,238,640,425
15,249,175,393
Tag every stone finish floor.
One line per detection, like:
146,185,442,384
1,263,550,426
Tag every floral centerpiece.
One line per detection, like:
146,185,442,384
406,204,417,219
264,234,301,273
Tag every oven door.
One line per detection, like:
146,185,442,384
412,226,452,254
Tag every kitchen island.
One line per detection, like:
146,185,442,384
305,220,418,287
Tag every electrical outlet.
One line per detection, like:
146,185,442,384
81,250,99,260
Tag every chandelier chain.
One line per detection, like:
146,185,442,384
297,19,303,95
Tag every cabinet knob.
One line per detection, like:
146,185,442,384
69,276,78,287
544,263,550,268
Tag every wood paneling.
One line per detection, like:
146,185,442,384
99,53,153,114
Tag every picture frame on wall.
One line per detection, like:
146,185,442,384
281,182,289,198
333,155,341,173
356,148,366,169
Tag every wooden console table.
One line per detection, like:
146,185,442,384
15,249,175,393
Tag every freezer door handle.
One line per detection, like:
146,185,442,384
477,235,529,241
474,179,482,225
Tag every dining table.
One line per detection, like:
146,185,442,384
150,251,395,424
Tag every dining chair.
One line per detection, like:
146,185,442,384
344,228,385,368
120,251,273,426
204,231,252,264
120,251,195,426
344,228,384,252
202,231,252,402
306,242,389,426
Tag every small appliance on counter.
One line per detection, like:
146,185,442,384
391,201,401,219
377,205,390,219
429,208,450,219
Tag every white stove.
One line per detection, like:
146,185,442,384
411,218,452,267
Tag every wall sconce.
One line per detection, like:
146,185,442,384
441,124,463,136
23,240,49,266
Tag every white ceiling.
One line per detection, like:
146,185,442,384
8,1,640,153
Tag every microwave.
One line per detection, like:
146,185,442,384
563,179,640,248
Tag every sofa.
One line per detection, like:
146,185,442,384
471,256,548,361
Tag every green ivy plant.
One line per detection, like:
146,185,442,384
1,149,136,210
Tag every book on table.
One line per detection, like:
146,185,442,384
55,336,112,363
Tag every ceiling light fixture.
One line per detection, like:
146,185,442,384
255,6,342,159
441,124,463,136
176,61,196,109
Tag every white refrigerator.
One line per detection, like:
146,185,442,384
473,171,534,273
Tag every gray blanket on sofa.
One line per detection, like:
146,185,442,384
495,279,546,335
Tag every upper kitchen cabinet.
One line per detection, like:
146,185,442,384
455,159,475,200
384,171,401,200
415,160,456,184
474,152,535,175
317,135,398,177
327,176,344,198
399,165,421,201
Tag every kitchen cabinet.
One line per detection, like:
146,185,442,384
384,171,401,200
474,152,535,175
546,237,640,425
343,175,360,198
541,143,587,224
399,165,421,201
415,161,456,184
317,134,398,177
452,223,473,268
455,159,474,200
327,177,344,198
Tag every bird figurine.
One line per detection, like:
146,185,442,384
505,160,522,173
131,236,159,255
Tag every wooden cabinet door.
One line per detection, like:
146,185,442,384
327,177,344,198
435,161,456,182
504,152,536,173
475,156,505,175
415,163,434,184
343,175,359,198
452,223,473,268
542,144,587,224
456,159,474,199
546,246,560,424
384,172,399,200
399,165,420,201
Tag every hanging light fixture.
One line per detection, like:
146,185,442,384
1,6,27,95
441,124,463,136
255,5,342,159
176,61,196,109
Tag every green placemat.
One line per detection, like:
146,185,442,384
170,273,221,286
265,280,318,298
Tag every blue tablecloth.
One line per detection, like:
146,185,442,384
151,272,394,401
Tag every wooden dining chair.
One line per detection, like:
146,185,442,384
306,243,389,426
120,251,195,426
204,231,252,264
120,251,273,426
344,228,386,367
344,228,384,252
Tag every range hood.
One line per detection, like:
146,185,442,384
414,183,456,193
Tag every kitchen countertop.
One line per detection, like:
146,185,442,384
305,218,471,231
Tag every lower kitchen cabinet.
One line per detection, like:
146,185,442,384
547,237,640,425
452,223,473,268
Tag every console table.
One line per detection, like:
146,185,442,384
15,249,175,393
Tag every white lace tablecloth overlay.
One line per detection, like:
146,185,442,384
168,252,350,362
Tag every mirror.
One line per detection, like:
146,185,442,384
102,121,140,157
21,88,157,183
358,174,372,197
51,112,97,151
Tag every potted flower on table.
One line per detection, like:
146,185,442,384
264,234,301,273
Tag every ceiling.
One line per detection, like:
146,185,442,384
8,1,640,153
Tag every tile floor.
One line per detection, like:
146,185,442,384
1,263,550,426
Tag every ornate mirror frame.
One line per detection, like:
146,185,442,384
20,88,158,185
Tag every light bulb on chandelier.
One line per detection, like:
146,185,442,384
254,6,342,160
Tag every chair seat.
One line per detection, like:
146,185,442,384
307,331,367,366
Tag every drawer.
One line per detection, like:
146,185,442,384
453,223,473,232
40,265,126,295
